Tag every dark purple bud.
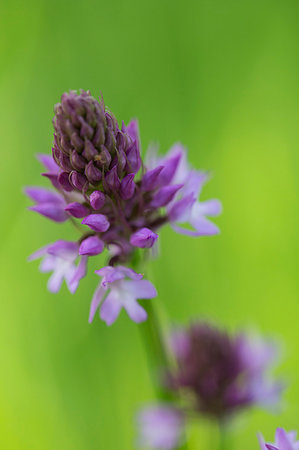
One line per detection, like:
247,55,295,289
125,119,140,149
70,132,84,151
58,171,73,192
82,140,98,160
85,161,102,184
65,202,90,218
105,112,118,131
141,166,164,191
70,171,88,191
116,131,126,152
130,227,158,248
90,190,105,210
159,153,182,186
117,149,127,172
126,142,141,173
105,166,120,191
104,127,116,151
71,150,87,171
55,149,73,172
94,145,111,169
92,122,105,147
60,135,72,154
79,235,104,256
79,118,94,140
82,214,110,232
65,119,76,136
111,149,126,175
150,184,183,208
120,173,135,200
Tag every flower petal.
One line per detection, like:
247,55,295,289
47,269,64,293
89,284,106,323
121,279,157,299
150,184,183,208
100,292,122,325
37,153,60,173
29,203,68,222
24,187,63,204
69,255,88,293
193,199,222,217
141,166,164,191
124,299,147,323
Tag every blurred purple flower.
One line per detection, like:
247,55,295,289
89,266,157,325
137,405,184,450
29,240,87,293
167,322,284,420
258,428,299,450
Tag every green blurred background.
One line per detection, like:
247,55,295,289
1,0,298,448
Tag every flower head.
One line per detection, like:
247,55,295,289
26,90,221,324
258,428,299,450
167,322,284,420
89,266,157,325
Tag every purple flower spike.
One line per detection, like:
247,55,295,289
89,266,157,325
82,214,110,232
90,190,105,210
168,322,284,420
150,184,183,208
137,405,184,450
27,89,222,324
130,227,158,248
120,173,135,200
258,428,299,450
79,236,104,256
65,202,90,218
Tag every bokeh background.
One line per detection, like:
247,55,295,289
1,0,298,448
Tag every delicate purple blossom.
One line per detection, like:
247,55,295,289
137,405,184,450
28,240,87,293
26,90,221,323
258,428,299,450
167,322,284,419
88,266,157,325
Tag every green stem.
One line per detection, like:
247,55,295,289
138,301,172,400
218,422,232,450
